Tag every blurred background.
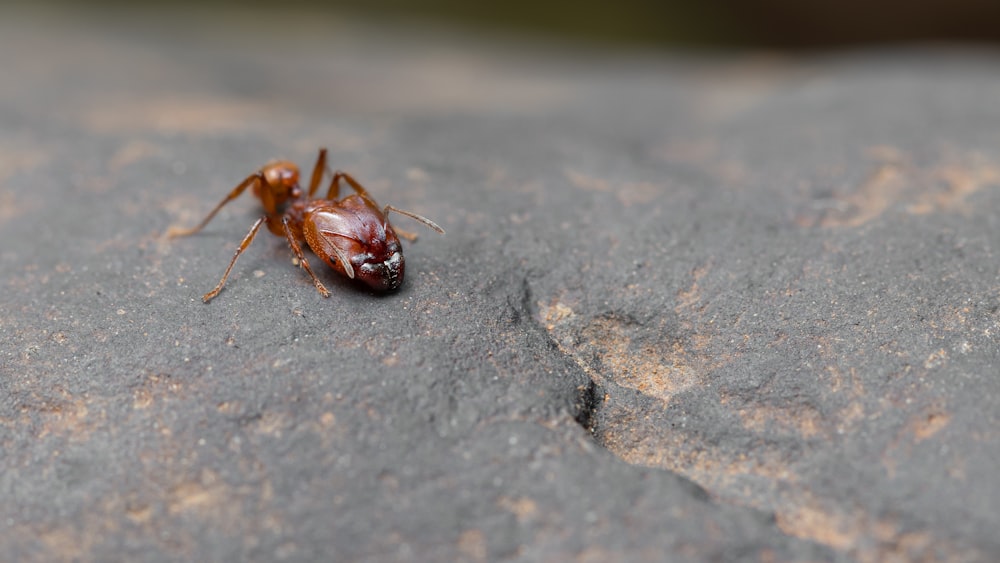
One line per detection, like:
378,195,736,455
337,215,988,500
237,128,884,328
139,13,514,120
63,0,1000,48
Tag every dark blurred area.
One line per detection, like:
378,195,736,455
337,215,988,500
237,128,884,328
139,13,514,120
71,0,1000,48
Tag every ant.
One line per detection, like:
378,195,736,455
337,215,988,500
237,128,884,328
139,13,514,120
168,148,444,302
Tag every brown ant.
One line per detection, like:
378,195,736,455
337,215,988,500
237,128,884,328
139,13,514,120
168,148,444,302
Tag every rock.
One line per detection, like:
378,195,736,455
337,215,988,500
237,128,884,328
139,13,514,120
1,7,996,562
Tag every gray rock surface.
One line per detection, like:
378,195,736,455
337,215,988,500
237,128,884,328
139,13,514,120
2,6,998,562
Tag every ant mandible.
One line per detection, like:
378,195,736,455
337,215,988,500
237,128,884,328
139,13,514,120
168,148,444,302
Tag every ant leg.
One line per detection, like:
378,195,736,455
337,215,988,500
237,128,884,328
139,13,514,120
202,216,267,302
393,226,419,242
168,173,265,238
325,170,379,207
282,216,331,298
306,148,328,198
324,170,342,201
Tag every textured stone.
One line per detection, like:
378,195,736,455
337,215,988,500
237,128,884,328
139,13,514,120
2,6,998,562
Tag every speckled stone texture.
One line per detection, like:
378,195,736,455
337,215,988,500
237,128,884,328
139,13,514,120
2,6,999,562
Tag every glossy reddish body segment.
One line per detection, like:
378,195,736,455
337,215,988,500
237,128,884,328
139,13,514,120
168,148,444,302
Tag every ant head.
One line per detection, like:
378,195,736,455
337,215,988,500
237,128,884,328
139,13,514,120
314,228,406,292
353,238,404,292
